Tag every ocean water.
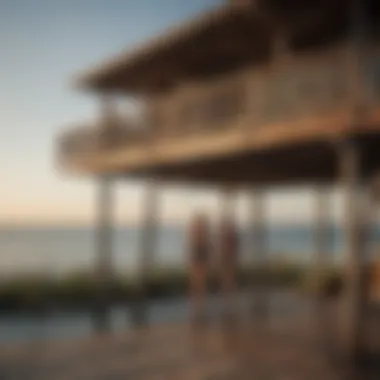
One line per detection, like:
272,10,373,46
0,224,364,278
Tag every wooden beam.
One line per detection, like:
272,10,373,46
219,188,239,324
358,175,379,341
313,185,331,293
94,176,114,332
248,189,268,319
311,186,333,350
337,140,367,364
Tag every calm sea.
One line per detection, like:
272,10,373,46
0,224,368,278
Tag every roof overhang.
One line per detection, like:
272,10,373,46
76,0,349,95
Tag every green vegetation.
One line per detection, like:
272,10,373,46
0,264,343,313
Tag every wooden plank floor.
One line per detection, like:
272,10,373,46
0,304,379,380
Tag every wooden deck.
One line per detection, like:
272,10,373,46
1,300,380,380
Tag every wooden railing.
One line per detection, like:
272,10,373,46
260,46,351,124
59,122,150,159
60,42,373,162
177,74,247,132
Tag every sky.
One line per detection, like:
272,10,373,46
0,0,343,226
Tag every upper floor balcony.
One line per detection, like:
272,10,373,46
58,41,380,175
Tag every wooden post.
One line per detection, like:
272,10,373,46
314,186,329,271
358,176,379,346
94,176,114,332
312,186,334,350
248,189,268,319
368,180,378,304
313,187,331,299
336,0,371,365
131,181,159,327
219,187,238,323
338,140,367,363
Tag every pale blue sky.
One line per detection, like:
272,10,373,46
0,0,341,226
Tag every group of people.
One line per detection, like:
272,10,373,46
187,212,239,326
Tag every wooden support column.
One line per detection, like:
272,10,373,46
94,176,114,332
313,187,332,299
131,181,159,327
357,176,378,343
338,141,367,363
219,187,238,322
248,189,268,319
312,186,334,349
